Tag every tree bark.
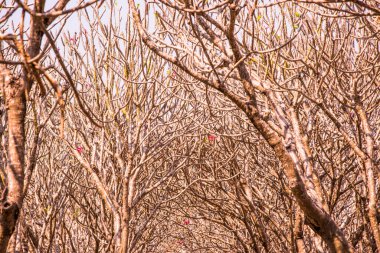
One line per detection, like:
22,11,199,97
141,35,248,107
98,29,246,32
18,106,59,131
356,104,380,251
0,67,26,253
294,208,306,253
119,161,134,253
245,105,353,253
120,206,131,253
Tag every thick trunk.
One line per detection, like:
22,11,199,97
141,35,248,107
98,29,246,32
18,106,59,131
294,208,306,253
356,104,380,251
119,172,133,253
119,184,129,253
0,67,26,252
246,106,352,253
272,141,351,253
0,202,19,252
119,208,130,253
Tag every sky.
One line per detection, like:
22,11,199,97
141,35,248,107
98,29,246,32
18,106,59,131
1,0,148,35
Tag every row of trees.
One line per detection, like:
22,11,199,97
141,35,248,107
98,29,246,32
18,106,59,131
0,0,379,252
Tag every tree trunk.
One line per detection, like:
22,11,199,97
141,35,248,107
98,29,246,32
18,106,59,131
119,173,133,253
120,208,131,253
246,106,353,253
0,67,26,253
294,208,306,253
356,104,380,251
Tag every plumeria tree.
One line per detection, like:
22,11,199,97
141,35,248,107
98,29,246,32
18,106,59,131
0,0,105,251
129,0,379,252
0,0,379,252
22,5,196,252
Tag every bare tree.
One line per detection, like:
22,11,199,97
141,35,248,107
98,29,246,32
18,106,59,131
0,1,378,252
128,0,379,252
0,0,103,251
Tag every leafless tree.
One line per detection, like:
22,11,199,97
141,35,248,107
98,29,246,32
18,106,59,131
129,0,379,252
0,0,379,252
0,0,104,251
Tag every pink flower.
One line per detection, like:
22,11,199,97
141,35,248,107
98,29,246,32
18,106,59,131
76,146,83,153
183,219,190,225
70,33,78,43
208,135,216,141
